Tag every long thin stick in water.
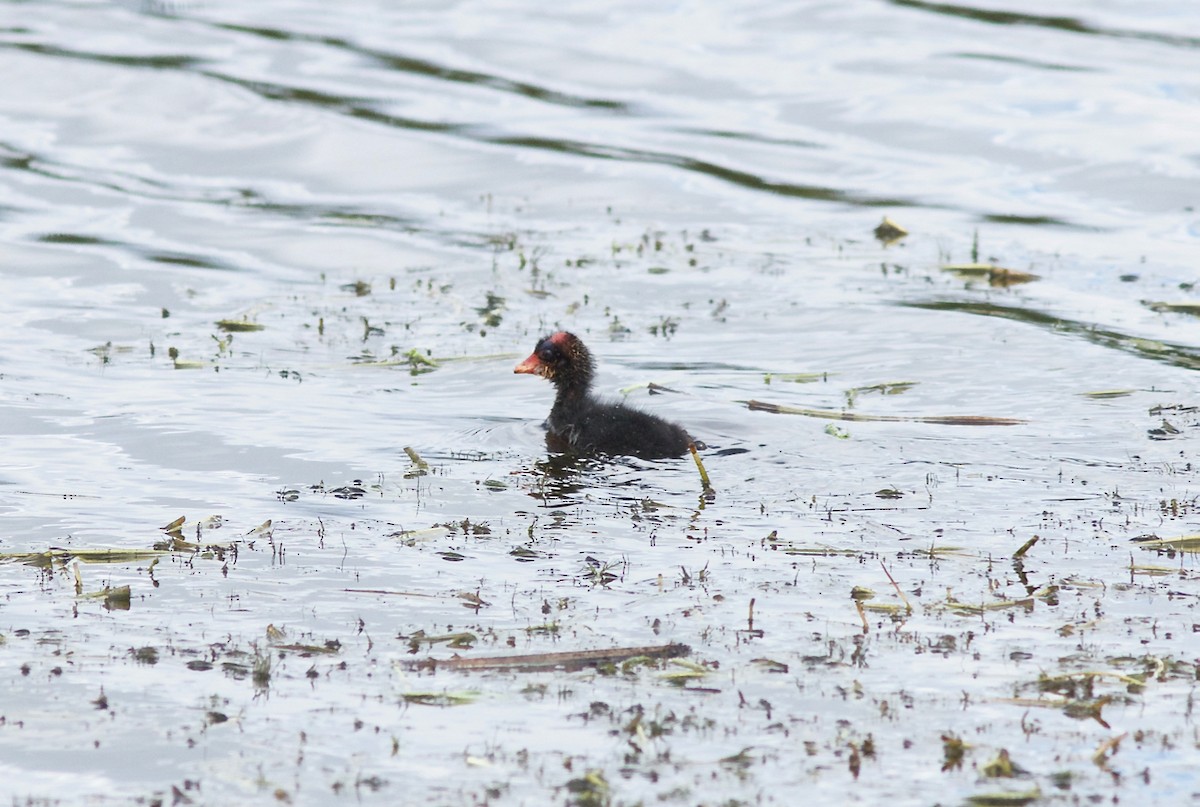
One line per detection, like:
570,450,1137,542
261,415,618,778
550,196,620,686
880,560,913,614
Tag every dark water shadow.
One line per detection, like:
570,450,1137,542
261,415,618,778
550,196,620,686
488,134,911,207
905,299,1200,372
35,228,243,272
947,51,1097,73
1,17,1122,225
33,224,244,273
672,127,826,151
1,130,427,255
888,0,1200,49
0,35,922,212
212,21,633,113
979,213,1094,229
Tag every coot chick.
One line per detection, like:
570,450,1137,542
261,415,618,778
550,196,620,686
514,331,694,459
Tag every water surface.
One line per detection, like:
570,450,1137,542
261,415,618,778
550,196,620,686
1,1,1199,804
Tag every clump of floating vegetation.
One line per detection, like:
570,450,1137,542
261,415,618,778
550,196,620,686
942,262,1040,287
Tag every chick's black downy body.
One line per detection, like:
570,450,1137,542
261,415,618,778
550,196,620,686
514,332,693,459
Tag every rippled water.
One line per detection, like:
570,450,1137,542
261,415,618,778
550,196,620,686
2,1,1199,805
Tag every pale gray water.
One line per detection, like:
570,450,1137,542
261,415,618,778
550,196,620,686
2,1,1199,805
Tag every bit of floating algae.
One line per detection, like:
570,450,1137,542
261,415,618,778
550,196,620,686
401,691,480,707
940,591,1034,615
1080,389,1135,399
2,514,262,570
845,381,918,405
904,545,971,559
659,659,711,686
1132,534,1200,553
388,525,455,546
763,371,828,384
942,263,1040,287
167,346,207,369
350,350,517,370
873,216,908,245
1012,534,1040,559
564,770,610,807
1144,301,1200,316
403,446,430,478
215,318,265,332
78,584,132,610
0,547,167,568
965,788,1041,807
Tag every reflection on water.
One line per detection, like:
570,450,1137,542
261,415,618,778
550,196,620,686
1,0,1199,804
907,299,1200,371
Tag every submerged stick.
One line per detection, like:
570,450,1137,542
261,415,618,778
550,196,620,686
406,642,690,673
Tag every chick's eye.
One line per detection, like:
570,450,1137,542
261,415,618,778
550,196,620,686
538,346,555,361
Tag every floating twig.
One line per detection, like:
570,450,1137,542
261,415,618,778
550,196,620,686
746,400,1024,426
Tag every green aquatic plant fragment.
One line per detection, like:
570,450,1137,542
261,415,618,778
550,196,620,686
763,372,827,384
1145,301,1200,316
1,548,167,568
942,263,1039,287
965,788,1041,806
78,585,132,610
1081,389,1134,399
401,691,479,707
1133,534,1200,553
216,319,265,332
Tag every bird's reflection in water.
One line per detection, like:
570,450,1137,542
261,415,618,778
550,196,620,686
525,447,694,512
525,448,602,503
